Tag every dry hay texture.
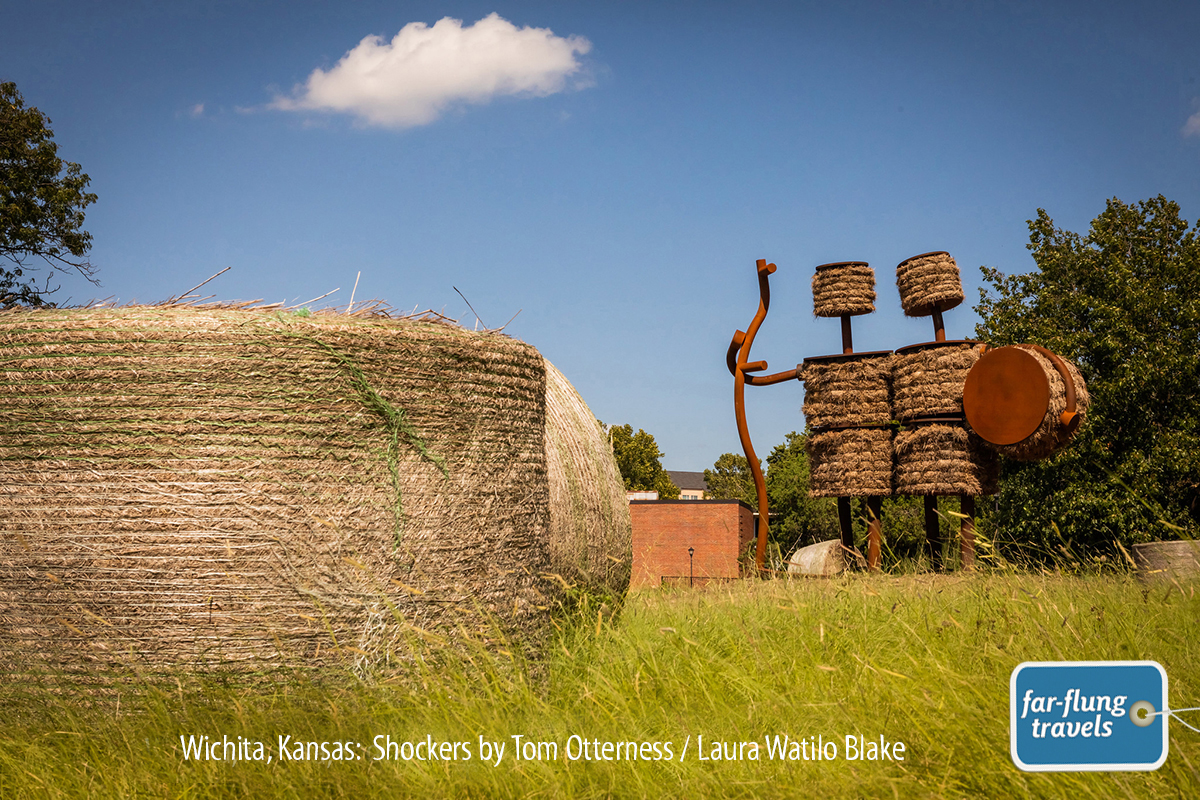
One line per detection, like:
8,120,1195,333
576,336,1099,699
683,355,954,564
806,428,893,497
543,359,632,591
811,262,876,317
895,252,965,317
0,306,630,678
892,343,986,420
991,345,1090,461
894,424,999,496
801,354,892,429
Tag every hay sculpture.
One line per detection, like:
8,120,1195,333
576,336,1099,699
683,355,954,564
895,251,965,317
0,305,630,677
894,424,999,496
801,354,893,429
892,343,986,420
991,344,1090,461
807,427,894,498
811,261,876,317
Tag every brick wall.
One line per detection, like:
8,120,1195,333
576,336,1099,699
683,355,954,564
629,500,755,589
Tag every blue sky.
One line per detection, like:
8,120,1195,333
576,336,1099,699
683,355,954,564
4,1,1199,470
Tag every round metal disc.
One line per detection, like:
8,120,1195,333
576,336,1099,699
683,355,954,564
962,346,1050,445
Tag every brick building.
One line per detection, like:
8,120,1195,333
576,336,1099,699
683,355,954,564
629,499,755,588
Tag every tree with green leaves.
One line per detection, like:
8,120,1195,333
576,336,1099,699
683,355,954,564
1,81,98,306
703,452,757,505
604,423,680,499
975,196,1200,556
762,431,839,556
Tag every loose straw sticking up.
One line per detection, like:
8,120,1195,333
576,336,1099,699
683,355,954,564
164,267,231,305
286,288,340,310
348,271,361,313
454,286,487,331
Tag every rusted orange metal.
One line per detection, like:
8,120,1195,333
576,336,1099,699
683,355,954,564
960,494,976,570
963,346,1051,445
725,259,801,572
931,308,946,342
866,496,883,572
1028,344,1080,433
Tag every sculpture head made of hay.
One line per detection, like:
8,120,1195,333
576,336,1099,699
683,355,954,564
0,305,630,679
895,251,965,318
811,261,876,318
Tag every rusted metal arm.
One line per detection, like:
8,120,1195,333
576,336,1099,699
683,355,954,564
729,259,799,573
726,332,797,385
1028,344,1079,432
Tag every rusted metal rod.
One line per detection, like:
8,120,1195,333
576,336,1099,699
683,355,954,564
960,494,976,570
1028,344,1079,432
729,258,789,573
931,307,946,343
841,315,854,354
866,496,883,572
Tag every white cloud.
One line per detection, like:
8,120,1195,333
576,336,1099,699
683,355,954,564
189,103,205,117
1184,109,1200,138
270,13,592,129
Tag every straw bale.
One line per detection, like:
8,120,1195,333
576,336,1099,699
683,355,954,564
892,343,985,420
895,252,964,317
812,262,876,317
801,354,893,429
990,345,1089,461
807,428,893,497
0,306,630,678
894,424,999,496
543,359,632,592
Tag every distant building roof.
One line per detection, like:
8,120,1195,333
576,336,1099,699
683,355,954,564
667,470,708,491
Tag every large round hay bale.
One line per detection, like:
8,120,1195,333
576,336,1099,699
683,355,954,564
811,261,875,317
895,252,964,317
964,344,1089,462
807,427,893,497
0,306,630,677
892,342,986,421
893,423,998,496
544,359,631,590
801,353,892,429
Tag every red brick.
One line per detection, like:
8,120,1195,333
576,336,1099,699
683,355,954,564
629,500,756,589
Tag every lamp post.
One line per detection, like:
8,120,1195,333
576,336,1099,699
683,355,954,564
688,547,695,587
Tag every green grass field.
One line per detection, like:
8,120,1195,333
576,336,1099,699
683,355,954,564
2,574,1197,798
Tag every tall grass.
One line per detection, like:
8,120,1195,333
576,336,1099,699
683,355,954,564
2,575,1197,798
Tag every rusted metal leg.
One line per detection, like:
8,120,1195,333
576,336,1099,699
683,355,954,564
866,496,883,572
837,497,854,550
931,307,946,342
840,315,854,354
959,495,976,571
924,495,942,572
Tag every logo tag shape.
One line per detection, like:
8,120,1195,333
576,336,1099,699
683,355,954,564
1010,661,1168,771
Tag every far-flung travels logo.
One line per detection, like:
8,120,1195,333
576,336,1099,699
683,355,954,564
1010,661,1168,771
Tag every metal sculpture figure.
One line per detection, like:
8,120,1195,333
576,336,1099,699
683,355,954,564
728,254,1086,574
725,259,798,571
